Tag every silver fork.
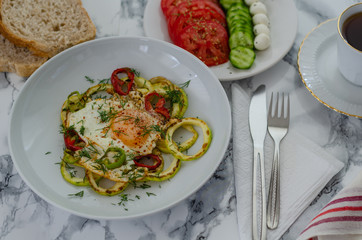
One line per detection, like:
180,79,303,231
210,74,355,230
266,92,290,230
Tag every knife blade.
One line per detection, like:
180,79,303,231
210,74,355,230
249,84,267,240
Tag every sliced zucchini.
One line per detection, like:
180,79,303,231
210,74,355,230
86,170,128,196
165,118,212,161
61,91,86,125
60,161,90,186
157,124,199,154
144,157,181,181
134,76,154,93
84,83,114,98
170,88,188,119
62,149,79,164
230,46,256,69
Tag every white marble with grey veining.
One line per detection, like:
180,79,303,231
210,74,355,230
1,0,362,239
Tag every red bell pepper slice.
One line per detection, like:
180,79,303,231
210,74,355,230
64,130,84,151
144,92,170,119
133,154,161,170
111,67,135,95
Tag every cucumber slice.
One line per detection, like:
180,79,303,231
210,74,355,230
229,31,254,49
220,0,242,10
229,46,256,69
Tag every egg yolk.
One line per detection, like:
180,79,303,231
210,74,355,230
110,109,158,151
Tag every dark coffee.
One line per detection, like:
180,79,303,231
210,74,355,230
342,12,362,51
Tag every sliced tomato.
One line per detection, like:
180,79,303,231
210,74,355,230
168,8,227,42
165,0,225,21
175,20,229,66
162,0,221,15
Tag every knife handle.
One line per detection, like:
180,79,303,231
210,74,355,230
267,143,280,229
252,150,267,240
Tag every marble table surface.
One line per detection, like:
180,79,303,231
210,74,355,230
1,0,362,239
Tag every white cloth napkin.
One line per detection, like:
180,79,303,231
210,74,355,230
231,83,344,240
298,170,362,240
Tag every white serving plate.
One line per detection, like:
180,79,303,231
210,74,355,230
8,36,231,219
143,0,298,81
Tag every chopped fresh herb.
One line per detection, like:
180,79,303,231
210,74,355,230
119,99,127,109
142,125,165,137
165,88,182,105
94,162,107,174
131,68,140,77
79,125,85,135
146,192,156,197
68,190,84,197
59,124,75,135
114,193,134,210
137,183,151,189
45,151,51,155
97,108,117,123
85,76,95,84
98,78,110,84
64,162,77,178
78,149,91,159
179,80,191,89
93,94,108,100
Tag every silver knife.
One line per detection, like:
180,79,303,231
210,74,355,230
249,85,267,240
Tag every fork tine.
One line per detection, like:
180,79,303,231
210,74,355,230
274,92,279,118
269,92,274,118
281,93,285,118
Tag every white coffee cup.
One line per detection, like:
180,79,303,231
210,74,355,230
337,3,362,86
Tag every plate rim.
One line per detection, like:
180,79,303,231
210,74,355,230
143,0,298,81
297,18,362,119
8,35,232,220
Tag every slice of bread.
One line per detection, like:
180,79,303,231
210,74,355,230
0,34,47,77
0,0,96,58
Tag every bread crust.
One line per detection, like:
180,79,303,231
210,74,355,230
0,34,48,77
0,0,96,58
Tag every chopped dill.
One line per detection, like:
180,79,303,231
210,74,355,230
98,78,111,84
114,193,134,211
146,192,156,197
142,125,165,137
68,190,84,198
64,162,77,178
85,76,95,84
79,125,85,135
131,68,140,77
78,149,91,159
179,80,191,88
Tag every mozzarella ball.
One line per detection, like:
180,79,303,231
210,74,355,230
250,2,267,15
253,13,270,26
254,33,270,50
253,24,270,35
245,0,258,6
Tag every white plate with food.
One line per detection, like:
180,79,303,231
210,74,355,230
143,0,298,81
298,19,362,118
8,36,231,219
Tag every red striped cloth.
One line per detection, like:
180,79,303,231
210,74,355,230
298,172,362,240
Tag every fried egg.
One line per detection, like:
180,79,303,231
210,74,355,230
66,96,164,181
